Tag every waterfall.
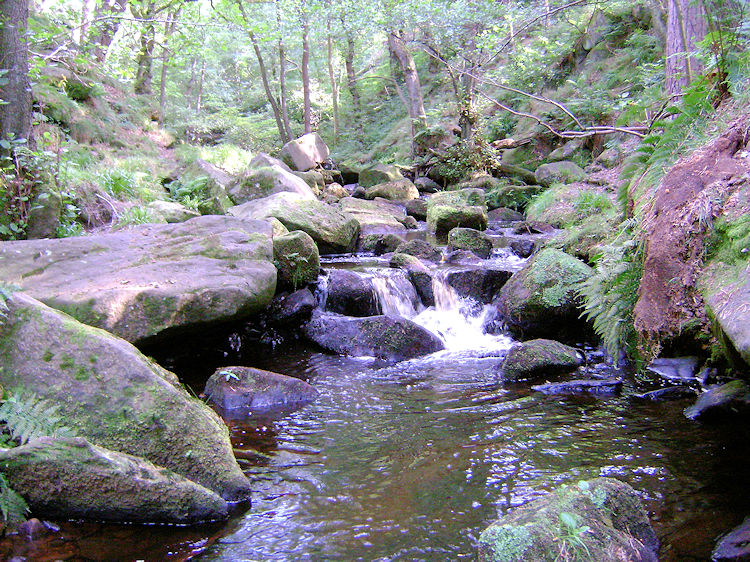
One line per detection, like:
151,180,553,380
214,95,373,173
369,270,422,317
314,274,329,309
431,272,460,311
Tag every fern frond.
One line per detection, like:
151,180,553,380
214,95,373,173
0,389,77,446
0,473,29,523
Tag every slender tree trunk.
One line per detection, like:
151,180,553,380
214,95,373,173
80,0,90,43
301,19,312,134
158,9,179,125
387,31,427,155
276,1,292,140
665,0,707,94
89,0,128,62
0,0,33,151
133,0,156,94
344,36,360,113
327,30,339,143
250,30,289,144
196,58,205,114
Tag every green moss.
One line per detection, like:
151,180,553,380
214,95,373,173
43,349,54,362
73,365,90,381
480,524,533,561
59,354,75,371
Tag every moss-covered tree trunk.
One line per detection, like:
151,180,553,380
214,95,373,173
0,0,33,152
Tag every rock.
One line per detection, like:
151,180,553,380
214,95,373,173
359,163,404,187
324,269,379,317
265,288,316,327
0,293,251,500
18,518,49,541
279,132,329,172
401,215,418,229
0,216,277,344
445,250,482,265
272,230,320,291
322,183,349,201
496,249,593,340
534,161,586,187
229,192,359,254
513,221,555,234
595,146,623,168
453,173,504,191
179,159,234,215
390,255,435,307
405,199,428,221
647,357,700,382
427,205,488,235
509,239,536,258
532,378,622,395
394,239,442,263
478,478,658,562
339,161,362,184
227,163,316,204
414,176,440,193
500,339,583,381
26,189,62,239
359,233,404,255
335,197,407,236
0,437,228,524
712,516,750,561
684,380,750,421
303,311,444,362
204,366,318,417
267,216,289,237
547,139,583,162
429,188,485,208
633,386,698,401
705,277,750,369
352,186,367,198
365,179,419,201
444,266,514,303
292,170,325,193
488,207,524,223
448,227,494,259
147,200,201,223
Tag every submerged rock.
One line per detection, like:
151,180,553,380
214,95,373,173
0,216,277,344
0,292,251,501
500,339,583,382
229,192,359,254
532,378,622,395
633,386,698,401
204,366,319,418
495,248,593,340
712,516,750,561
324,269,380,317
478,478,658,561
303,311,444,362
684,380,750,421
0,437,228,524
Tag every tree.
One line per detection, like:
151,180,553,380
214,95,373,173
665,0,707,94
0,0,33,152
387,30,427,155
88,0,129,62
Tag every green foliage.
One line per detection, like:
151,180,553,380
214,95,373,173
578,222,643,361
573,191,613,214
0,473,29,524
167,176,209,212
63,80,102,102
556,511,592,560
704,213,750,266
99,169,137,200
431,139,500,185
0,388,78,446
481,524,533,560
115,206,164,228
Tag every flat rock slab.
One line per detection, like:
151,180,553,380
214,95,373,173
532,378,623,395
0,216,276,344
0,437,228,524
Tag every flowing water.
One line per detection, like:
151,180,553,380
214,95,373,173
3,251,749,561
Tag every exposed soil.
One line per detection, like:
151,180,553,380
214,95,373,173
633,115,750,354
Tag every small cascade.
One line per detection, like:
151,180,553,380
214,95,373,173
314,274,329,309
431,272,460,311
369,270,422,317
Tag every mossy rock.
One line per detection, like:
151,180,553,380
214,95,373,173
534,161,586,187
394,239,442,263
429,188,486,209
500,339,583,381
273,230,320,291
359,163,404,187
496,249,593,340
25,189,62,239
228,165,316,204
448,227,494,259
279,132,329,172
427,205,488,235
478,478,658,561
0,293,251,500
0,437,228,524
147,201,200,223
179,159,234,215
365,179,419,201
452,173,505,191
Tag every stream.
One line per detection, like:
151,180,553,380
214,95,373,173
3,241,749,561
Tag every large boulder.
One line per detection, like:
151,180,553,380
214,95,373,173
500,339,583,381
359,163,404,187
335,197,407,236
478,478,658,561
147,200,201,223
448,227,494,259
0,292,252,500
273,230,320,291
265,288,317,327
394,239,442,263
303,311,444,362
0,216,277,344
0,437,228,524
704,277,750,369
429,188,485,208
179,159,234,215
365,179,419,201
534,161,586,187
324,269,380,317
495,249,593,340
684,380,750,421
405,198,428,221
443,266,514,303
227,162,316,204
229,192,359,254
204,366,319,418
279,132,329,172
427,205,488,234
25,189,62,239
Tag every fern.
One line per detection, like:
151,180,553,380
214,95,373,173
0,389,77,445
0,473,29,523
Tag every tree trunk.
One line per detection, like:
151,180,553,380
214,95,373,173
133,0,156,95
344,36,360,113
301,19,312,134
249,30,289,144
327,31,339,144
158,9,179,125
89,0,128,63
196,58,205,114
388,31,427,155
665,0,707,94
276,1,293,141
0,0,33,151
80,0,90,43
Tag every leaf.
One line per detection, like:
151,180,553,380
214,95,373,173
0,140,10,150
559,511,579,529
